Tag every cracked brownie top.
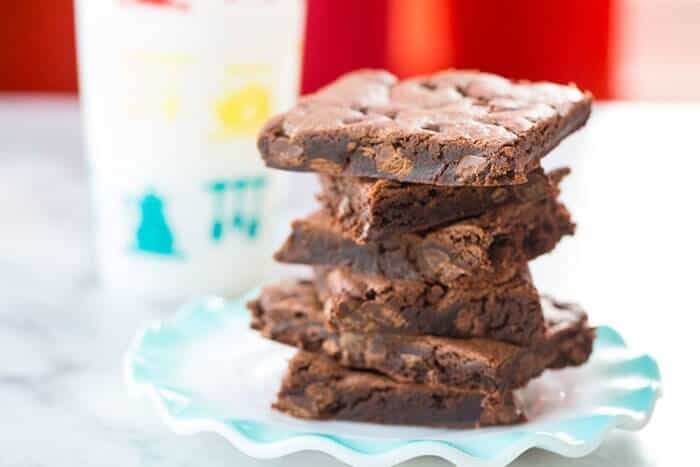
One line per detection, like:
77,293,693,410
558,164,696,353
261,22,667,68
258,70,592,186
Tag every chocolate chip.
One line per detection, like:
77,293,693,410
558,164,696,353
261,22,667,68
336,196,352,219
308,159,343,175
422,123,441,133
426,284,446,303
375,145,414,176
455,155,487,180
490,187,510,204
342,116,365,125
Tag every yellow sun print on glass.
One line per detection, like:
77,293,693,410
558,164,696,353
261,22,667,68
213,83,272,139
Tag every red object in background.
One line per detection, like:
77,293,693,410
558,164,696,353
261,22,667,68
0,0,613,98
121,0,190,10
0,1,78,93
387,0,455,77
449,1,613,99
302,0,389,94
304,0,613,98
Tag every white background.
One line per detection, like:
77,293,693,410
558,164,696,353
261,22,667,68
0,97,698,466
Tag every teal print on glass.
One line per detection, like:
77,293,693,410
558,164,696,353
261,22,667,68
133,191,179,257
206,175,266,242
209,181,228,241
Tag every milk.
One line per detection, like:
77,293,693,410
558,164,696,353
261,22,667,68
75,0,306,298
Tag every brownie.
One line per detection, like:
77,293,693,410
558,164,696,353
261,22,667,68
273,351,525,427
258,70,592,186
540,296,596,368
315,266,544,345
249,279,329,352
276,190,574,287
248,280,594,390
318,167,559,243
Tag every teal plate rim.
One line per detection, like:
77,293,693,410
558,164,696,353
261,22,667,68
124,290,662,467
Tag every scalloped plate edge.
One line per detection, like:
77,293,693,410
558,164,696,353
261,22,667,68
123,304,661,467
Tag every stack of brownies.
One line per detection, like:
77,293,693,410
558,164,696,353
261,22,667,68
248,70,595,427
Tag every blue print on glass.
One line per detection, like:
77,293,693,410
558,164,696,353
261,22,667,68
133,191,179,257
207,175,266,242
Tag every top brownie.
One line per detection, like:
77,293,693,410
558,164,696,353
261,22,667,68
258,70,592,186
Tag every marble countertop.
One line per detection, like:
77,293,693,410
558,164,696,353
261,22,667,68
1,97,698,467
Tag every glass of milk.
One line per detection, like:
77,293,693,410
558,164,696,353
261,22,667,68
75,0,305,298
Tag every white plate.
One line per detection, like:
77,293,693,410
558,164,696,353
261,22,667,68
124,291,661,467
